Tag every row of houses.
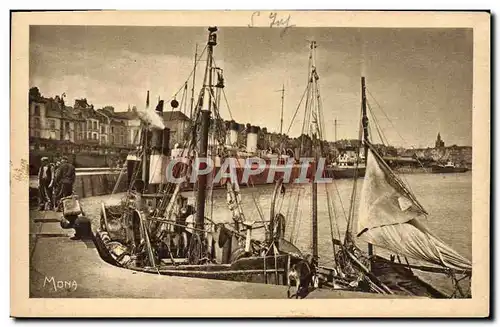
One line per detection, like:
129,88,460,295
28,88,190,151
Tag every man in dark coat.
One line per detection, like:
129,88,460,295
53,156,76,211
50,159,61,209
37,157,53,210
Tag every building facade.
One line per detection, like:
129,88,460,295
162,111,190,148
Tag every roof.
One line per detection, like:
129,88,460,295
112,111,139,120
79,107,100,119
110,119,126,126
42,98,63,119
162,110,190,122
62,107,85,121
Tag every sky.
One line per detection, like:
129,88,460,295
29,26,473,148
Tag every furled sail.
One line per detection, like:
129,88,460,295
356,142,472,272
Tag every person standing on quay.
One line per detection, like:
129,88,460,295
49,158,61,209
37,157,53,210
53,156,76,211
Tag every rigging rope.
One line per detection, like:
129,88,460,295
285,84,309,136
344,108,364,241
365,96,419,198
171,44,208,100
325,184,341,267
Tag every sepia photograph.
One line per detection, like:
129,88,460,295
11,10,490,317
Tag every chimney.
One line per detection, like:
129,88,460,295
156,100,164,113
246,125,259,153
226,120,239,146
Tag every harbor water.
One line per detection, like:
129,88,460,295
84,171,472,296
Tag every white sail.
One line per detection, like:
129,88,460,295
356,144,472,272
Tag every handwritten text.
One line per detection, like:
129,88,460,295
248,11,296,37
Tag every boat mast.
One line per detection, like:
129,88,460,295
361,76,373,257
279,84,284,135
334,118,337,143
142,90,151,192
278,84,285,157
195,27,217,232
310,41,319,260
312,146,318,259
190,44,198,119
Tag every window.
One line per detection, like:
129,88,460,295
34,117,40,128
33,105,40,116
65,122,70,131
78,133,83,140
101,125,106,134
133,130,140,144
34,131,40,138
49,119,56,130
87,132,91,139
110,135,115,144
87,121,91,130
93,121,97,130
93,133,97,140
111,126,115,133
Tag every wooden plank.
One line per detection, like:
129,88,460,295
140,268,285,276
377,259,471,275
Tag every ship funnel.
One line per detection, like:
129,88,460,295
227,120,239,146
246,125,259,153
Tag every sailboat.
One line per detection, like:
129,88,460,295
334,77,473,298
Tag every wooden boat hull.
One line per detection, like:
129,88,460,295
370,256,449,298
431,166,469,174
93,227,298,285
325,167,366,179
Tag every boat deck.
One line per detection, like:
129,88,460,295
29,209,403,299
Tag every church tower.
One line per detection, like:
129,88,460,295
435,132,445,148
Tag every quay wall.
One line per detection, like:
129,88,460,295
73,172,129,198
29,166,458,205
29,170,128,206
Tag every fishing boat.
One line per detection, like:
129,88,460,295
94,26,306,286
326,149,366,179
431,161,469,174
